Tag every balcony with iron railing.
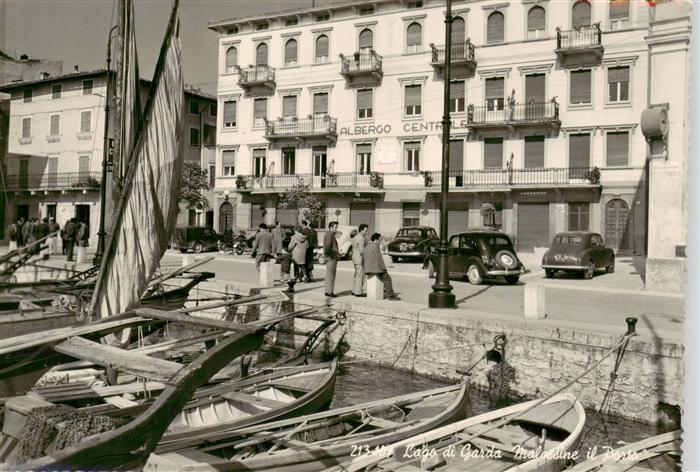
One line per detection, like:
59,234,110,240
4,172,102,192
430,40,477,78
555,24,604,65
237,65,276,94
339,50,383,86
233,172,384,192
467,100,561,132
264,116,338,146
423,167,601,189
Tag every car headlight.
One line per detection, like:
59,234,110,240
406,243,416,250
542,251,548,264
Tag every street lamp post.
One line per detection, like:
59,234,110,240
429,0,456,309
93,25,119,266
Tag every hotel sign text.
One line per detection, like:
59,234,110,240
339,120,470,136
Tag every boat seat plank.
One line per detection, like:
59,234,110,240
52,337,182,383
220,390,288,409
516,400,578,432
103,395,140,409
367,417,403,429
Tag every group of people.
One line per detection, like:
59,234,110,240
7,217,89,262
249,220,397,300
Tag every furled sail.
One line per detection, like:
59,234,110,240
89,0,184,328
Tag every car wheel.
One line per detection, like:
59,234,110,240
466,263,483,285
606,258,615,273
218,242,232,252
235,245,244,256
391,256,399,263
192,242,204,253
583,261,595,280
545,269,555,279
495,249,519,270
504,275,519,285
428,261,436,279
317,253,326,265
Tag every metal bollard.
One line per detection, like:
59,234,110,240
524,283,546,319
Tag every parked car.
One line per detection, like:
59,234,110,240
387,226,438,263
541,232,615,280
315,225,357,264
423,230,529,285
171,226,220,253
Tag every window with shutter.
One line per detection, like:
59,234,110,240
569,202,590,231
609,0,629,28
282,95,297,118
315,35,329,63
254,98,267,127
23,89,32,103
357,89,373,119
189,100,199,115
225,47,237,73
451,17,465,43
210,103,217,116
570,69,592,105
313,93,329,116
48,157,58,186
607,66,630,102
356,144,372,174
406,22,422,51
223,101,237,128
405,141,421,171
569,133,590,170
359,28,373,50
524,136,545,168
50,114,60,136
487,11,505,44
82,80,93,95
80,111,91,133
222,150,235,176
485,77,505,110
527,6,546,39
209,165,216,188
484,138,503,168
606,131,628,166
449,81,465,113
449,140,464,172
256,43,268,65
525,74,546,104
79,155,90,179
404,84,422,116
572,1,591,28
253,149,267,177
402,203,421,227
284,39,298,66
52,84,62,99
21,117,31,138
282,148,296,175
190,128,200,146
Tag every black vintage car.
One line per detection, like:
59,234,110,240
542,232,615,279
387,226,438,263
423,230,529,285
171,227,220,253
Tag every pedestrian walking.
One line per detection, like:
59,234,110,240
48,218,60,255
16,217,25,247
63,218,77,262
8,221,19,248
288,226,308,283
251,223,273,270
351,223,369,297
301,220,318,282
271,221,285,259
22,218,35,246
323,221,340,297
76,220,89,247
363,232,398,300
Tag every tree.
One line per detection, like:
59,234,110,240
277,183,324,225
178,162,210,210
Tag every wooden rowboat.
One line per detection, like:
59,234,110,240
331,392,585,472
144,381,472,472
568,430,682,472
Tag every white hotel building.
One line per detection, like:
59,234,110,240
209,0,653,253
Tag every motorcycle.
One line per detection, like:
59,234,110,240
218,232,250,255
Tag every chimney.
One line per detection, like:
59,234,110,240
74,65,79,72
20,54,28,61
39,72,50,79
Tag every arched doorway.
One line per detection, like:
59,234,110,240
219,201,234,235
604,198,630,251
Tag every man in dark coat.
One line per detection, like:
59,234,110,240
363,232,398,299
323,221,340,297
63,218,77,262
35,218,50,239
271,221,285,259
16,218,25,246
251,223,273,271
301,220,318,282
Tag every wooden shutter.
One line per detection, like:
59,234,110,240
450,81,465,99
405,85,421,106
608,66,629,84
528,6,546,31
313,93,328,114
570,70,591,104
487,11,504,44
525,74,546,103
484,138,503,168
50,115,60,135
79,155,90,177
282,96,296,117
224,101,237,126
485,77,504,100
80,111,91,133
451,17,465,43
359,28,373,49
316,35,329,57
22,118,30,137
606,132,628,166
449,140,464,172
517,203,550,251
572,1,591,27
524,136,545,168
255,43,268,65
48,157,58,186
226,46,237,68
222,150,235,167
285,39,297,63
569,133,590,168
609,0,629,20
357,89,372,110
406,22,422,46
356,144,371,155
254,98,267,119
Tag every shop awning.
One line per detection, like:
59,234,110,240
384,191,426,203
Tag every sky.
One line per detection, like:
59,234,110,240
3,0,339,94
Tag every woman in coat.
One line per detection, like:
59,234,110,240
287,226,308,283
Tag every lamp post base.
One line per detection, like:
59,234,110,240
92,255,102,266
428,249,456,308
428,290,456,308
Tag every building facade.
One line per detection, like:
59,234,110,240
0,70,217,245
209,0,655,254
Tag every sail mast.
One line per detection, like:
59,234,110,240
111,0,126,213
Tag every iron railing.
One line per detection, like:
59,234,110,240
467,101,559,125
235,172,384,191
265,116,338,137
238,65,275,85
4,171,102,191
556,24,602,50
424,167,599,188
430,40,476,64
340,50,383,75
